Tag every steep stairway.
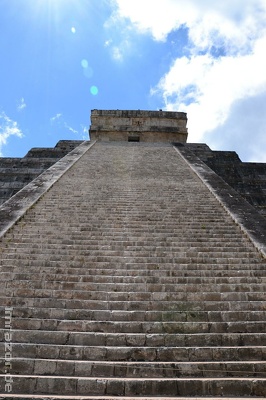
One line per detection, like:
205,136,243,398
0,141,266,398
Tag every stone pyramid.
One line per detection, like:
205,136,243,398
0,110,266,399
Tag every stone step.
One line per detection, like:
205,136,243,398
29,217,247,224
4,211,245,219
1,397,266,400
2,271,266,283
8,330,266,347
41,258,264,267
5,288,266,302
0,242,263,255
5,233,254,245
11,206,234,213
6,236,255,245
3,343,266,361
3,221,247,228
8,307,266,322
5,241,257,252
16,212,231,219
2,297,265,312
5,358,266,378
2,253,261,265
2,271,265,284
3,230,254,241
4,248,258,260
9,318,266,333
17,222,251,229
9,219,238,226
2,260,265,272
5,280,266,293
0,375,265,396
2,238,258,249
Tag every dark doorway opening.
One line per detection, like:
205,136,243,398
128,136,140,142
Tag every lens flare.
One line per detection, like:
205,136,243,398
84,67,93,78
90,86,98,96
81,59,93,78
81,59,88,68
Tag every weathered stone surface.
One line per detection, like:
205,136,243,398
0,140,83,205
0,112,266,398
185,142,266,218
176,143,266,258
90,109,188,142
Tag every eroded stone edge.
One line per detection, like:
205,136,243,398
174,144,266,259
0,140,96,239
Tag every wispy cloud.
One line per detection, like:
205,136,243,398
64,122,78,135
104,10,133,62
0,111,24,156
50,113,84,138
17,97,26,112
104,39,113,47
111,0,266,160
81,125,89,140
111,46,124,61
104,38,130,62
50,113,62,123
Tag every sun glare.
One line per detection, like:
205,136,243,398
30,0,83,35
31,0,95,31
34,0,81,17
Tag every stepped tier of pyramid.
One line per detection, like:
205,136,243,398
0,110,266,399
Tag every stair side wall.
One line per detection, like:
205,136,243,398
186,143,266,218
0,140,83,205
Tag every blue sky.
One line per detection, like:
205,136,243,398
1,0,266,161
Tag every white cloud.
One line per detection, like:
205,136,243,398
205,92,266,162
112,0,190,41
81,125,89,140
50,113,83,137
156,35,266,142
104,34,131,62
112,0,266,160
113,0,266,50
112,46,124,61
104,39,112,47
17,97,26,112
0,112,24,156
64,122,78,135
104,6,133,62
50,113,62,123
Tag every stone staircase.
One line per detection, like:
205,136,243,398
0,140,82,206
0,141,266,399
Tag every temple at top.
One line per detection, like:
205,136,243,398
89,109,188,142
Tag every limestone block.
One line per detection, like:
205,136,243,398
90,109,188,143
